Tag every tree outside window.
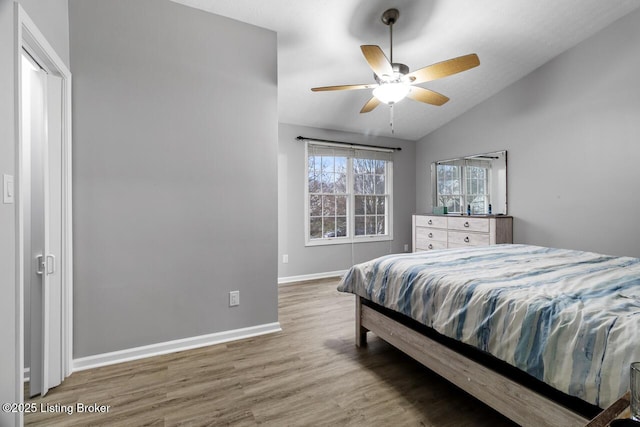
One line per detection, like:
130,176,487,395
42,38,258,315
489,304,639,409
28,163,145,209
306,143,393,245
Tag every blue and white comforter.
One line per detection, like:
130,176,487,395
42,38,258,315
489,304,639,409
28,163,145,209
337,244,640,407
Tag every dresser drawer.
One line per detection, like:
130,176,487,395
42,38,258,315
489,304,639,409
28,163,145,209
415,240,447,251
415,227,447,248
448,230,490,247
448,217,489,233
415,215,447,229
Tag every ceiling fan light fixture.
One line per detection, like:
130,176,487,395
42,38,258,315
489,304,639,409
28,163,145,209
310,7,480,124
373,81,410,104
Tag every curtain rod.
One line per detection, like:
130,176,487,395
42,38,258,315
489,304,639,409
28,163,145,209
296,136,401,152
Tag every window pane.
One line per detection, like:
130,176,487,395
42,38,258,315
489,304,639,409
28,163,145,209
363,174,375,194
321,156,334,173
365,196,375,214
309,195,321,216
376,216,386,235
375,175,385,194
366,216,376,235
308,173,320,193
323,217,336,238
320,173,333,193
355,216,365,236
376,196,385,215
308,155,320,174
335,173,347,193
336,196,347,215
335,157,347,174
375,160,385,174
440,195,462,213
310,218,322,239
336,217,347,237
322,195,335,216
470,195,487,214
354,196,365,215
354,174,364,193
437,163,468,212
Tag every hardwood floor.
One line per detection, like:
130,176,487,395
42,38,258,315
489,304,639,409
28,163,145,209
25,278,516,426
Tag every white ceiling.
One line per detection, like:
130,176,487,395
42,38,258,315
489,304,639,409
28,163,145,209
172,0,639,141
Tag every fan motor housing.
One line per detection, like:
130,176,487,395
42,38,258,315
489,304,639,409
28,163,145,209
381,8,400,26
374,63,409,83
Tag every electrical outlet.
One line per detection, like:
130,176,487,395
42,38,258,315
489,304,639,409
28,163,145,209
404,244,409,252
283,254,289,264
229,290,239,307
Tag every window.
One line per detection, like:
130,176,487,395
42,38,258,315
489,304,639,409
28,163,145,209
435,158,490,214
306,143,393,245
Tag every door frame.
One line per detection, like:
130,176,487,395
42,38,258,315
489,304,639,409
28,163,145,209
15,2,73,414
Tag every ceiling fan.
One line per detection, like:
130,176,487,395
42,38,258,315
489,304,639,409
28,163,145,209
311,8,480,114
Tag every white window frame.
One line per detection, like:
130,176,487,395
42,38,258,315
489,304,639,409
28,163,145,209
435,159,491,214
304,142,393,247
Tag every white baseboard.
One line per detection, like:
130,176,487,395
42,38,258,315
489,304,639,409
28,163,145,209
278,270,347,285
72,322,281,372
23,367,30,383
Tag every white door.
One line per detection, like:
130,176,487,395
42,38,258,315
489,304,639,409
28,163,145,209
22,51,64,397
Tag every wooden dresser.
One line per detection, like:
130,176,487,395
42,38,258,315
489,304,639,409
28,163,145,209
412,214,513,252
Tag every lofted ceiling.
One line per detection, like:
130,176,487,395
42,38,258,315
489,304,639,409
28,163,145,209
171,0,640,141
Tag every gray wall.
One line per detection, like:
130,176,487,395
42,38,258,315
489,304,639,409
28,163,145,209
20,0,70,67
69,0,278,357
0,1,17,424
278,123,416,279
417,8,640,258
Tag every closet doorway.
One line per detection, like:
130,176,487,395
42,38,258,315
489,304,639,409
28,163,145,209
17,6,73,400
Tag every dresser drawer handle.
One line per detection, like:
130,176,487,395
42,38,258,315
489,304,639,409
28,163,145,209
464,221,470,228
428,232,433,238
464,236,470,243
428,244,433,249
428,219,433,225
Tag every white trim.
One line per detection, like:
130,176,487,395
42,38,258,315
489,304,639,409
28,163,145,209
278,270,347,285
72,323,282,372
305,234,393,247
15,4,73,418
23,367,30,383
304,141,394,247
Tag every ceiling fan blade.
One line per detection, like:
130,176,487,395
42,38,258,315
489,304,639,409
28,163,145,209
311,83,377,92
407,53,480,84
407,87,449,106
360,97,381,113
361,45,394,79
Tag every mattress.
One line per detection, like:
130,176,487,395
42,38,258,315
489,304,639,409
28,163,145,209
337,244,640,407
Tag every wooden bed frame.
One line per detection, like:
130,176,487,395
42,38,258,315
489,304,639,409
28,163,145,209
354,295,608,427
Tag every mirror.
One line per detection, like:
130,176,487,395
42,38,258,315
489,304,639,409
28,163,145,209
431,150,507,215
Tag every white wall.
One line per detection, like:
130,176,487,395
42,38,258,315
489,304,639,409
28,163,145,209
69,0,278,357
278,123,416,280
417,8,640,258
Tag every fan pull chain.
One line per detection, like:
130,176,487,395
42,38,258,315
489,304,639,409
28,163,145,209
390,104,395,134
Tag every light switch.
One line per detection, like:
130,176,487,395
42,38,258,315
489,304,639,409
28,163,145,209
3,174,14,204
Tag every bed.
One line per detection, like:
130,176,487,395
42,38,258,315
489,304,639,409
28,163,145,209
337,244,640,426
